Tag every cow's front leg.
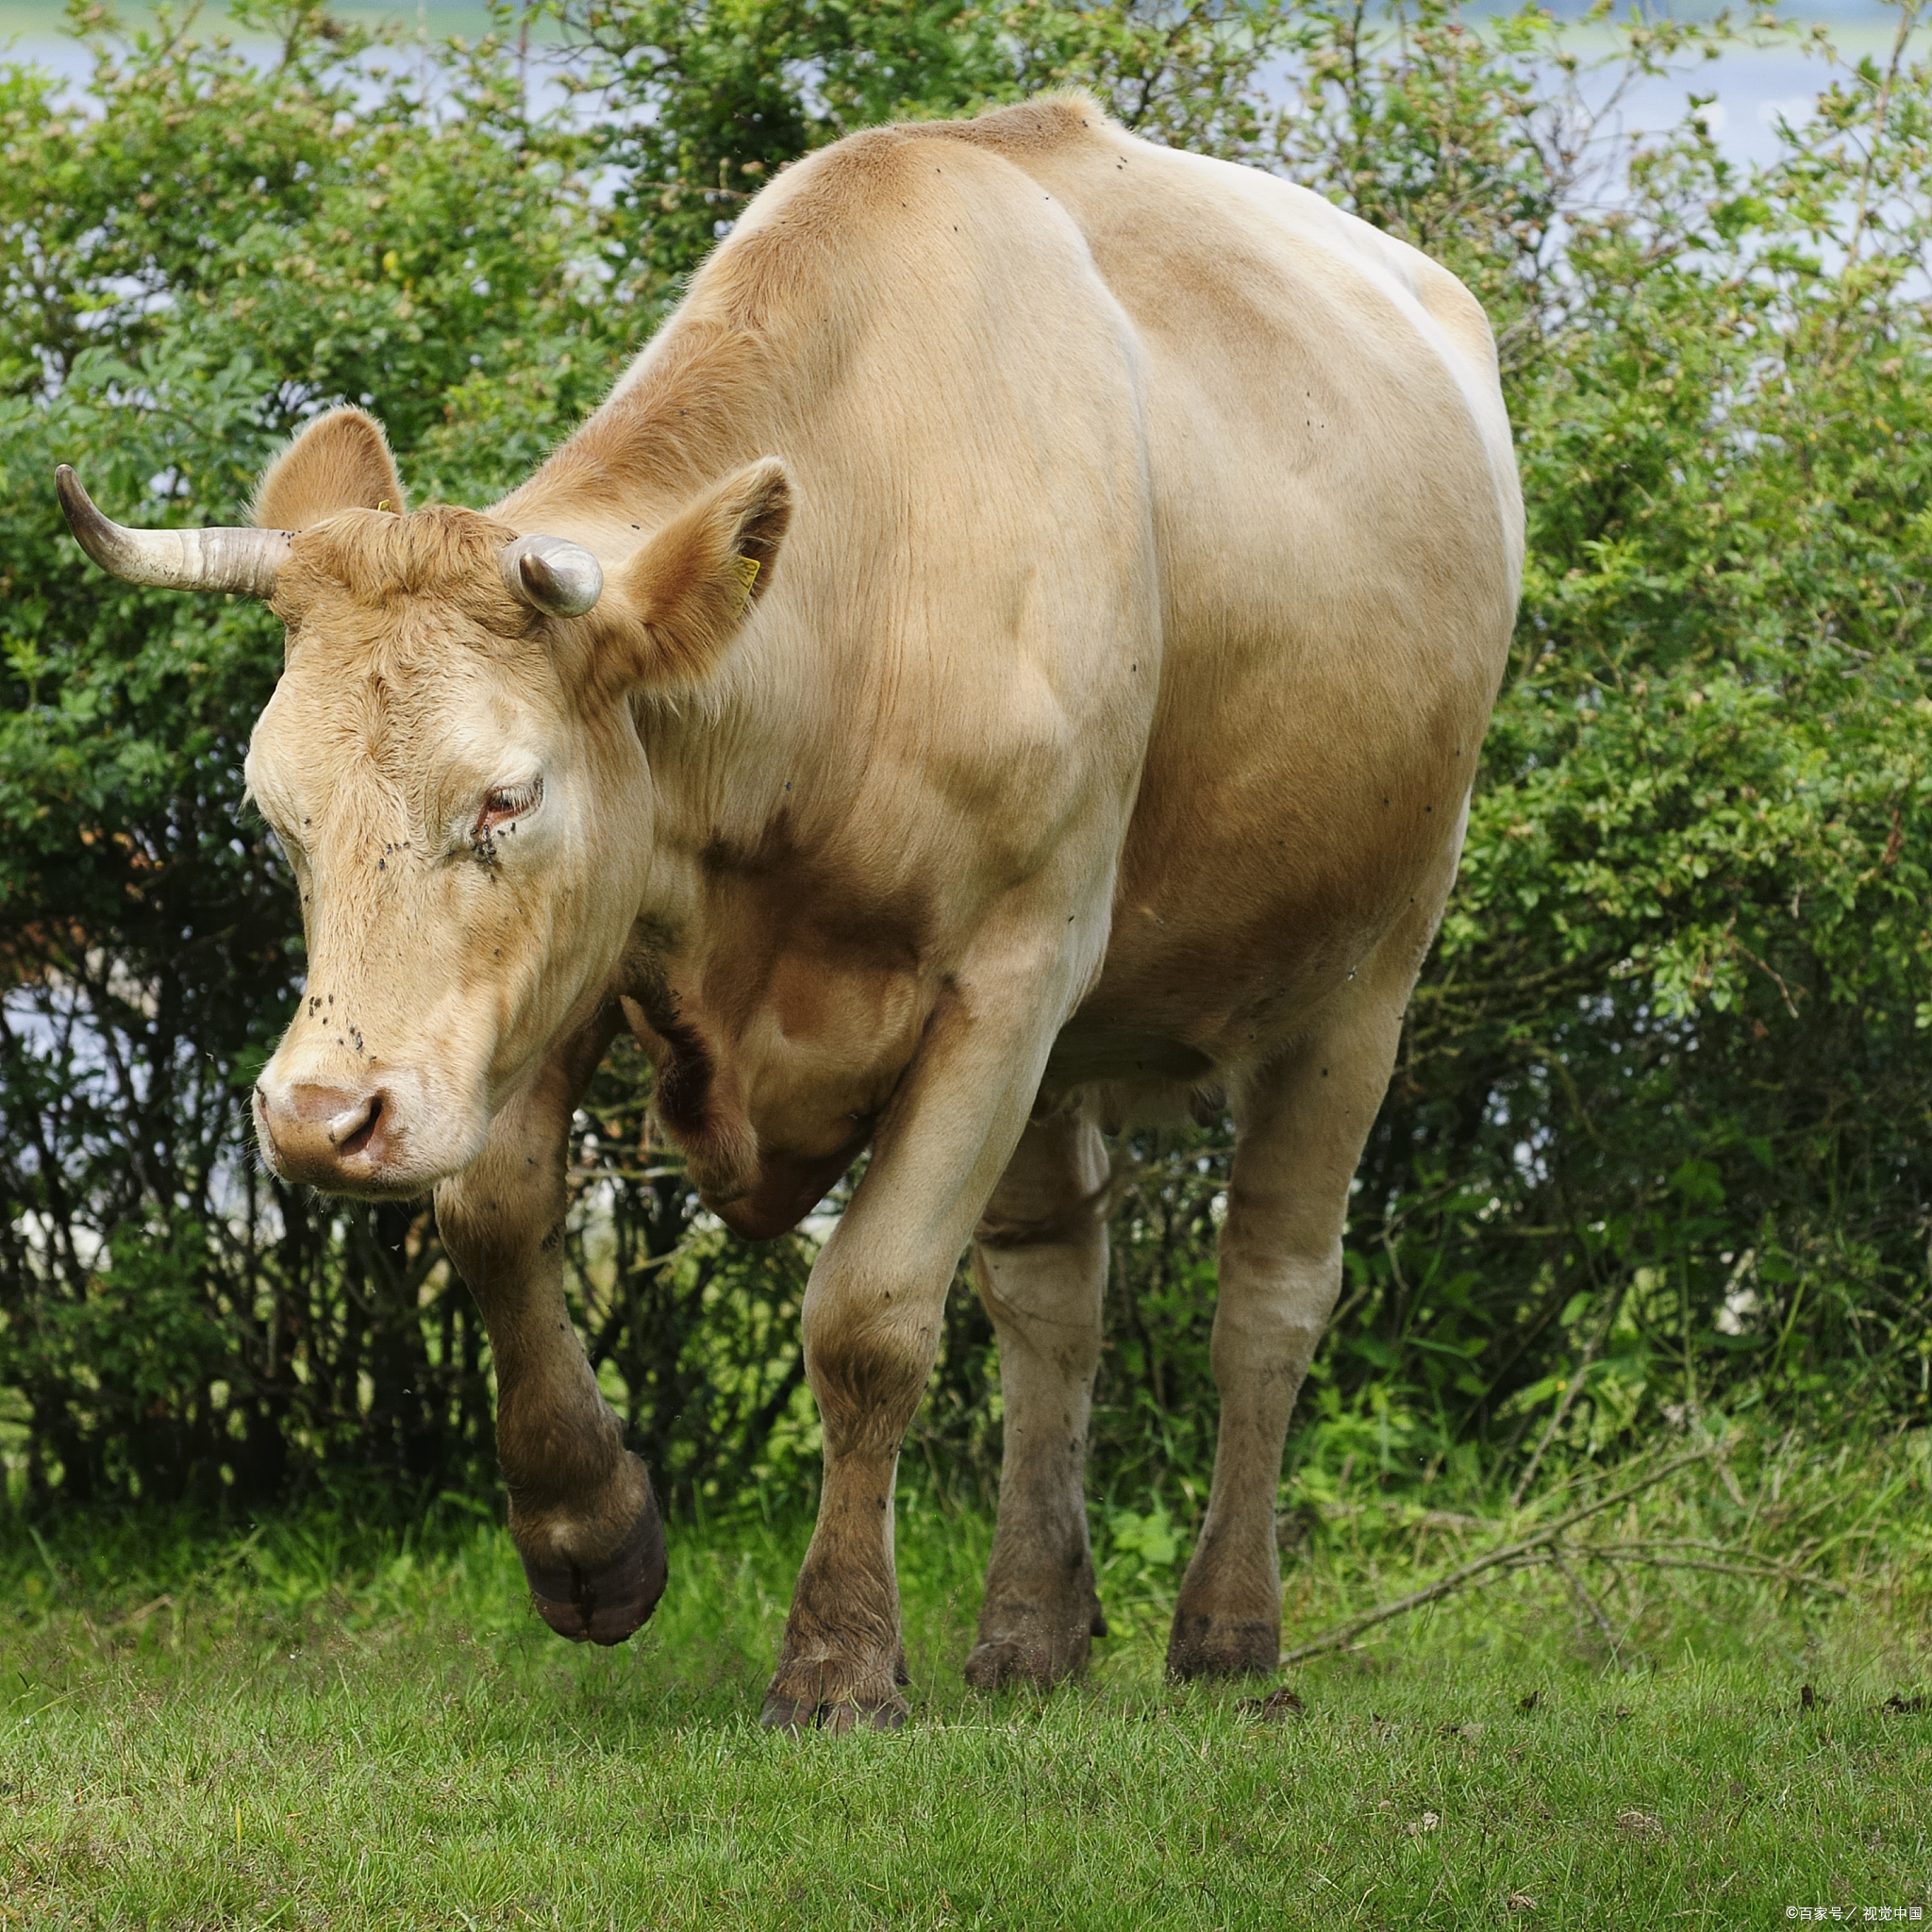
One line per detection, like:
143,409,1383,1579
434,1009,665,1645
759,973,1073,1733
757,1264,934,1733
962,1112,1108,1690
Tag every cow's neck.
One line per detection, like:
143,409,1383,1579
605,648,930,1240
494,278,958,1238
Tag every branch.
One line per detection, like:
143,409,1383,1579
1568,1539,1852,1598
1276,1446,1719,1667
1550,1542,1622,1656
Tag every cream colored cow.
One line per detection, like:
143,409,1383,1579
58,94,1521,1728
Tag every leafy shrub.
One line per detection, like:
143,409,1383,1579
3,0,1928,1522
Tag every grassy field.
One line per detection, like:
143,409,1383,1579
0,1433,1927,1928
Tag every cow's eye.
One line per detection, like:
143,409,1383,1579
477,779,541,833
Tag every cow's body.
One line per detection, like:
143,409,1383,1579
497,101,1517,1239
58,95,1520,1722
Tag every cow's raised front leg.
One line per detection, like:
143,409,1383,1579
962,1112,1108,1690
434,1008,665,1645
759,966,1076,1734
1165,990,1405,1679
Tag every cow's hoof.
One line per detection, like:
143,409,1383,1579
963,1596,1106,1690
759,1690,908,1735
520,1481,667,1646
758,1649,908,1733
963,1637,1072,1690
1165,1608,1279,1681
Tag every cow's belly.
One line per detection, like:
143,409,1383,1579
1040,1021,1217,1090
1064,727,1481,1090
1063,879,1412,1089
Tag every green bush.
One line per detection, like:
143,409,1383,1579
3,0,1929,1519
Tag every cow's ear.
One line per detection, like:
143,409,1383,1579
254,409,407,530
608,458,791,686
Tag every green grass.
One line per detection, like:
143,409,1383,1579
2,1434,1929,1928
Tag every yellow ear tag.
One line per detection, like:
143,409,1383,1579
732,554,761,600
376,498,393,513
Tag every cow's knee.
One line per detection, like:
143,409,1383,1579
803,1294,934,1457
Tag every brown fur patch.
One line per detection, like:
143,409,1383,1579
644,1009,715,1140
618,983,760,1206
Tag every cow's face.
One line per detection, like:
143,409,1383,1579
243,515,641,1196
58,408,789,1199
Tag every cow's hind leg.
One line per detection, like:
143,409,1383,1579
963,1112,1108,1691
1166,991,1405,1679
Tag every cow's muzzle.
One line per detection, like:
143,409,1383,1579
256,1079,406,1192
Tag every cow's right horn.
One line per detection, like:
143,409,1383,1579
501,533,604,618
56,466,291,599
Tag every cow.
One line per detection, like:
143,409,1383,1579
56,93,1521,1729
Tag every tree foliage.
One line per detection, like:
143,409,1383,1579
2,0,1928,1517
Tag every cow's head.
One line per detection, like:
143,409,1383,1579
59,408,790,1198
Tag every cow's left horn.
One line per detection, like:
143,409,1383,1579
501,533,603,617
55,466,291,598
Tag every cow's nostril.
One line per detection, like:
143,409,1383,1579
329,1092,383,1159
